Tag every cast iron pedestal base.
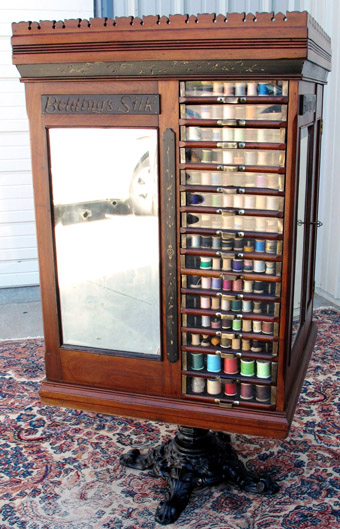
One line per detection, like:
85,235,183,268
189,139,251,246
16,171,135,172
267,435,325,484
120,427,279,525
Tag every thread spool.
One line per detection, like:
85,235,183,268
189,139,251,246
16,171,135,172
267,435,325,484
192,377,206,393
222,237,234,251
223,194,233,208
211,317,221,330
201,315,211,328
253,301,263,314
212,236,222,249
191,353,204,371
200,257,212,270
222,128,234,141
255,174,267,188
265,262,275,275
190,234,201,248
243,259,253,272
233,238,244,251
222,318,232,330
262,321,274,334
201,236,212,248
242,339,251,351
220,335,232,348
242,319,252,332
242,300,252,312
265,240,277,254
223,83,234,96
235,82,247,96
253,260,266,273
240,358,255,377
233,279,243,292
252,321,262,333
240,383,253,400
254,281,264,293
224,355,238,374
256,360,271,379
232,337,241,350
212,257,221,270
232,259,243,272
244,195,256,209
201,335,211,347
232,318,242,332
245,151,257,165
255,384,271,402
212,149,223,162
222,257,232,271
266,196,280,211
201,172,211,185
200,296,211,309
255,239,265,253
251,340,262,353
258,83,269,95
207,378,221,395
211,336,220,346
211,277,222,290
223,279,232,291
221,297,231,311
201,276,212,289
191,333,201,346
244,240,254,252
207,354,222,373
223,105,234,119
233,194,244,209
231,299,242,312
243,280,254,293
211,296,220,309
247,82,258,96
211,173,222,186
213,82,224,95
234,128,245,142
224,380,238,396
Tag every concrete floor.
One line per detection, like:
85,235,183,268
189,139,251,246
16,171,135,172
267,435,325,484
0,286,338,341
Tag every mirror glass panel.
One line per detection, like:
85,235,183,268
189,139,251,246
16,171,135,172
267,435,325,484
49,128,160,356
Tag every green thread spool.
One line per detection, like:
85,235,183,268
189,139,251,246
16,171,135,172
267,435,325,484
256,360,271,379
232,318,242,331
191,353,204,370
240,358,255,377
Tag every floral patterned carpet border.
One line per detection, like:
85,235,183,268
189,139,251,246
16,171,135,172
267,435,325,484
0,308,339,529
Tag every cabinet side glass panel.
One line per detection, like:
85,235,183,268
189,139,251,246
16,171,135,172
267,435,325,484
49,128,161,356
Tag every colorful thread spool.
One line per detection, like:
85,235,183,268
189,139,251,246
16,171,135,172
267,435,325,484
265,262,275,275
256,360,271,379
190,234,201,248
265,240,277,254
242,319,252,332
221,297,231,311
247,82,258,96
232,259,243,272
242,339,251,351
240,358,255,377
220,334,232,348
201,236,212,248
192,377,206,393
224,380,238,396
258,83,269,95
254,281,264,293
191,353,204,371
255,384,271,402
253,301,263,314
201,335,210,347
224,355,238,374
200,257,212,269
222,318,232,330
232,337,241,350
211,277,222,290
243,259,253,272
233,238,244,251
242,300,252,312
233,279,243,292
255,239,265,253
200,296,211,309
207,378,221,395
211,297,220,310
207,354,222,373
251,340,263,353
222,257,232,271
243,280,254,293
201,315,211,328
212,257,221,270
253,321,262,333
262,321,274,335
223,279,232,291
212,236,221,249
211,318,221,330
231,299,242,312
240,383,253,400
222,237,234,251
232,318,242,331
244,240,254,252
191,334,201,346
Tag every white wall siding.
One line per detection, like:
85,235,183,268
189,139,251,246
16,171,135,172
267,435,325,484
0,0,93,288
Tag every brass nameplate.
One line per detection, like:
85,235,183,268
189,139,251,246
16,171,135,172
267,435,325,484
41,94,160,114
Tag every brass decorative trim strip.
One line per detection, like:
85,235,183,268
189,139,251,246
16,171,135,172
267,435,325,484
163,128,178,363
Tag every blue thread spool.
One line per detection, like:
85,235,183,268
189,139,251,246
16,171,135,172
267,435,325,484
231,299,242,312
232,259,243,272
190,235,201,248
242,300,252,312
255,239,265,252
258,83,269,95
207,354,222,373
211,277,222,290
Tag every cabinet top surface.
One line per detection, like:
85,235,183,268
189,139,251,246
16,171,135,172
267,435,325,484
11,12,331,79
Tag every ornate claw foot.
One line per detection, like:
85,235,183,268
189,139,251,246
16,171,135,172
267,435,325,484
120,428,279,525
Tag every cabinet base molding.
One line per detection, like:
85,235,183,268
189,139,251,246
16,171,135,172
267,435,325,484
39,382,289,438
120,426,279,525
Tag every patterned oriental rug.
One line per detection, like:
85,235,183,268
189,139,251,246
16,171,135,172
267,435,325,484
0,308,339,529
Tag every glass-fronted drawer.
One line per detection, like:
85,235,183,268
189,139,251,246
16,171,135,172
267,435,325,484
181,147,285,166
182,104,287,121
182,80,288,97
182,170,284,190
